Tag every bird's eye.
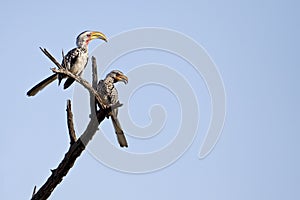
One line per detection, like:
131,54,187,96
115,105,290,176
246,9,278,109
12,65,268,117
87,34,91,37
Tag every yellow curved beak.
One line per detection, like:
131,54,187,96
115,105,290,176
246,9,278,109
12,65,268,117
91,31,108,42
116,74,128,84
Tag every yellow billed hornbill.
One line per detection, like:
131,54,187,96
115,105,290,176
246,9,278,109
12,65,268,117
27,31,107,96
97,70,129,147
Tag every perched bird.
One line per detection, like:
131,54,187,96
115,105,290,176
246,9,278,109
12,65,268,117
97,70,129,147
27,31,107,96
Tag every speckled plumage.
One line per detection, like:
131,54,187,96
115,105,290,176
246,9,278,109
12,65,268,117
97,70,128,147
97,76,118,107
60,47,88,89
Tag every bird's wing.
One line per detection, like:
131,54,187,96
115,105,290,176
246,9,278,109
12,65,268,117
62,48,82,70
61,47,87,88
63,78,75,89
110,87,119,116
59,48,80,85
97,80,109,105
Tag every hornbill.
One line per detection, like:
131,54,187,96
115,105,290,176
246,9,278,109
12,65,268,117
97,70,129,148
27,31,107,96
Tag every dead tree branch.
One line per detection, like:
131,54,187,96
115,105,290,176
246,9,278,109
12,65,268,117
31,186,36,198
39,47,62,69
66,100,76,145
51,67,107,109
31,101,119,200
30,49,122,200
90,56,98,116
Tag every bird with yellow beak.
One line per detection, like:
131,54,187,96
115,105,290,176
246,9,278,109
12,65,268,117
27,31,107,96
97,70,129,147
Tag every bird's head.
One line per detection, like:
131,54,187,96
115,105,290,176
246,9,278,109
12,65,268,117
76,30,107,48
106,70,128,84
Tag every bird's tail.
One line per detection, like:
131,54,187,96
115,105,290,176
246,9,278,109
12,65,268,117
111,113,128,148
27,74,57,96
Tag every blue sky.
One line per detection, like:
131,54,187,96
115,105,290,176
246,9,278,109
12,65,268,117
1,0,300,199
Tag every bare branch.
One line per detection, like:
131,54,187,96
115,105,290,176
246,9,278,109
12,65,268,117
66,100,76,145
31,186,36,198
62,49,66,68
30,55,124,200
51,67,106,109
39,47,63,69
90,56,98,117
91,56,98,89
31,100,120,200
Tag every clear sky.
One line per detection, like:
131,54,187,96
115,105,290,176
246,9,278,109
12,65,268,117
1,0,300,199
